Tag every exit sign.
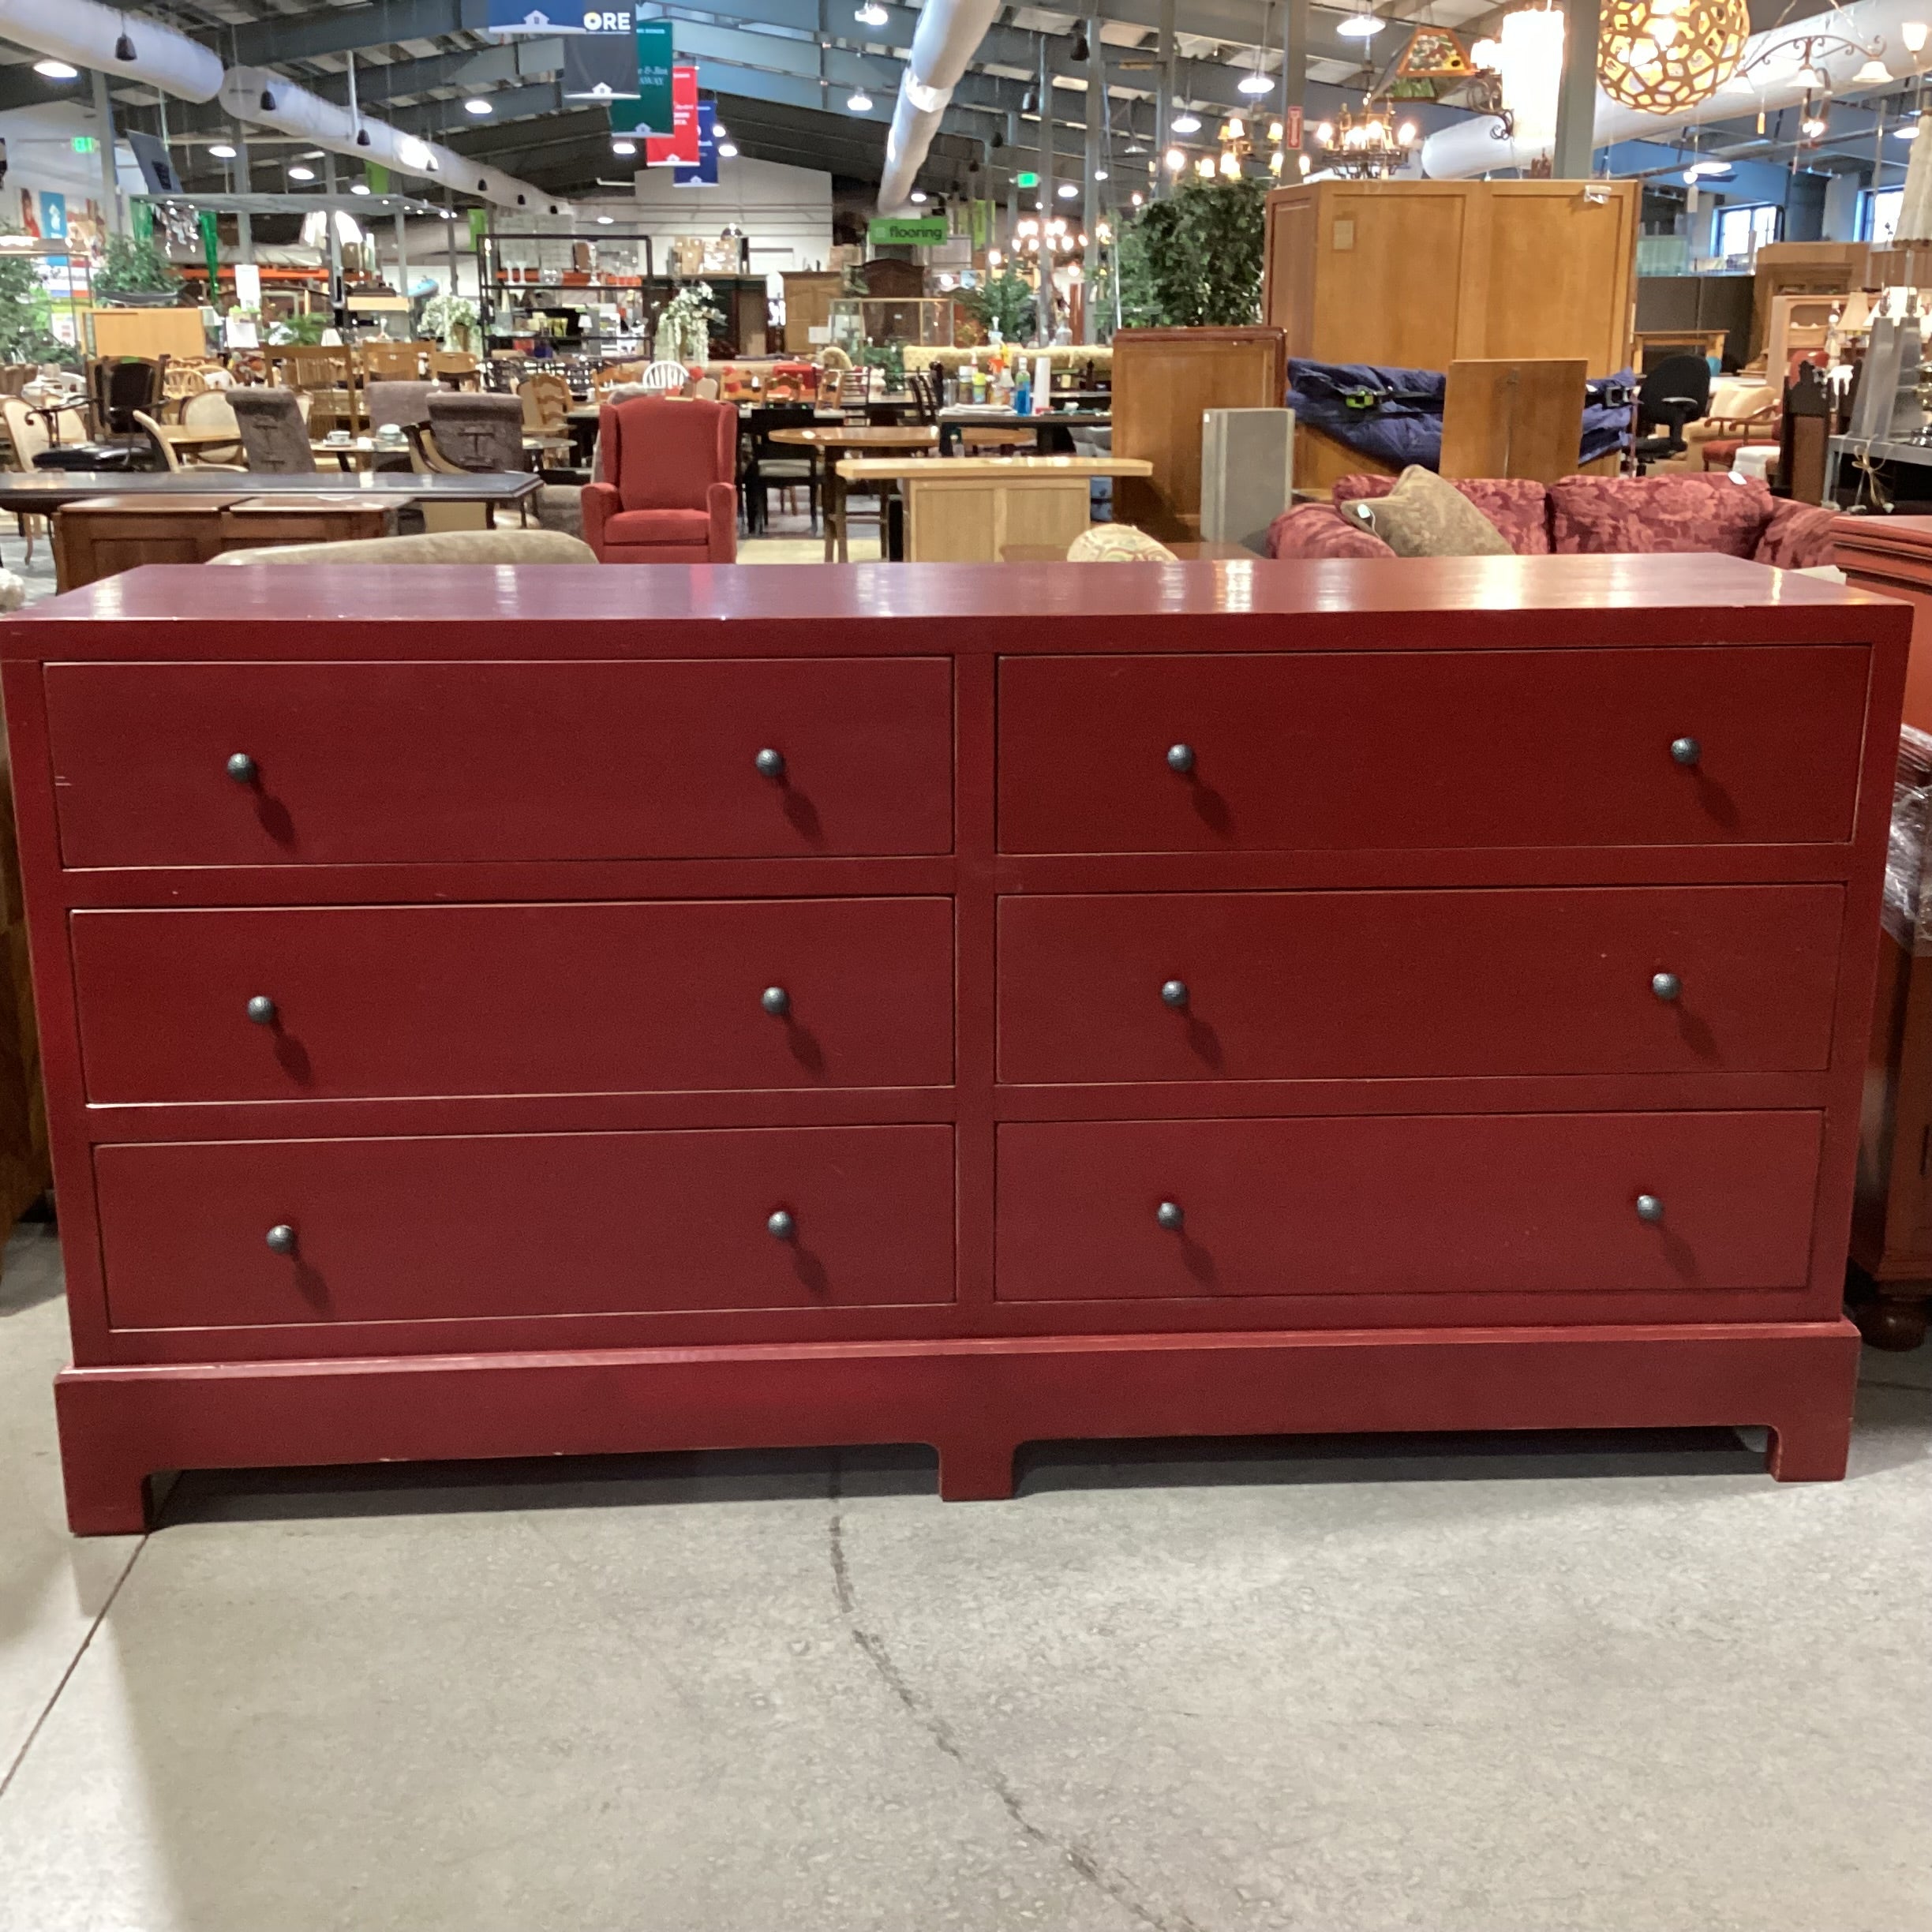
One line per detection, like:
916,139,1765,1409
1015,170,1039,187
71,137,98,155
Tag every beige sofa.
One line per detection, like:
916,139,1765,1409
210,530,597,567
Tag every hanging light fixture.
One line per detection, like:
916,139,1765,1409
1336,2,1382,39
1597,0,1751,112
1171,107,1202,133
856,0,889,21
1907,21,1930,52
848,88,874,110
1308,103,1419,178
32,58,79,80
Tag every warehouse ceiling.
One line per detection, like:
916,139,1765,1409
0,0,1922,203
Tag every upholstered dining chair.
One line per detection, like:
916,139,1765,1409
582,395,736,564
425,392,524,471
229,388,319,473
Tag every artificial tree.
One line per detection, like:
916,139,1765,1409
1121,177,1267,328
0,249,73,365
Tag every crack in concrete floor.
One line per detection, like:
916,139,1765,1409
826,1458,1209,1932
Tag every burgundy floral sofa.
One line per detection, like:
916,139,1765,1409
1267,471,1839,571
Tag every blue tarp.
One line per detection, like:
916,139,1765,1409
1286,358,1636,472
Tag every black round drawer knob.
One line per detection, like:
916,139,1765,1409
767,1209,796,1241
1651,972,1681,1002
760,985,791,1017
265,1223,298,1255
1155,1200,1185,1230
1160,979,1189,1009
227,752,257,784
1634,1194,1664,1224
246,994,277,1026
754,747,786,781
1166,743,1196,775
1669,737,1701,767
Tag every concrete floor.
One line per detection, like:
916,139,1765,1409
3,1225,1929,1930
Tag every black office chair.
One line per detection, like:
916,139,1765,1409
1631,353,1713,467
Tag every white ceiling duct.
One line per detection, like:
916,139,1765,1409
877,0,1003,212
0,0,223,103
222,66,573,216
1422,0,1926,177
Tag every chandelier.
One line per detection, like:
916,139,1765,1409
1309,104,1418,178
1597,0,1751,113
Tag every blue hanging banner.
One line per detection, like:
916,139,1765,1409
486,0,588,32
674,99,717,185
563,20,640,99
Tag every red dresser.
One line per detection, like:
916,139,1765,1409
2,555,1906,1532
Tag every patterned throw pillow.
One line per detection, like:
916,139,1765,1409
1340,465,1514,558
1066,526,1178,562
1547,473,1773,558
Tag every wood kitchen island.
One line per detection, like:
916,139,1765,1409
2,553,1906,1530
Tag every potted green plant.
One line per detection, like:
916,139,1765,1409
0,245,77,366
960,267,1039,345
420,292,480,353
93,232,182,307
1122,177,1267,327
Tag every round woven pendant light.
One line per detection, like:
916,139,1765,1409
1597,0,1750,112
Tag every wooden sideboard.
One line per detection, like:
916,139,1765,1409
2,556,1904,1531
54,494,396,592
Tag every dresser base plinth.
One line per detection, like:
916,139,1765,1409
54,1320,1862,1533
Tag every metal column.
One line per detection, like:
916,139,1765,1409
1083,13,1102,344
1155,0,1174,194
1036,36,1054,341
323,152,344,324
91,69,121,234
233,135,254,265
1284,0,1308,156
1005,110,1020,250
1552,0,1602,178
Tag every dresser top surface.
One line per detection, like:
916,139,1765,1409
6,553,1903,664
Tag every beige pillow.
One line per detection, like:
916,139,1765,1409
1066,525,1178,562
1342,466,1513,558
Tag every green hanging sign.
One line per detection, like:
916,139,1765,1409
199,209,220,292
469,208,491,246
868,215,948,246
365,163,391,193
631,19,675,134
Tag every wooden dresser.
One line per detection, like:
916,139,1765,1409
1,556,1905,1532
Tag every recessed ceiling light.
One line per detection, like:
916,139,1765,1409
597,213,615,223
209,142,237,159
350,182,371,195
33,58,80,80
717,140,738,156
1171,109,1201,133
612,137,637,154
288,165,316,182
848,89,874,111
465,97,492,115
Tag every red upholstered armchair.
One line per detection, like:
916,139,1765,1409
582,396,738,564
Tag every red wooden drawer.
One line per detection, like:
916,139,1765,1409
998,885,1845,1084
72,898,953,1103
95,1125,955,1329
45,658,953,867
996,1111,1822,1302
997,648,1870,852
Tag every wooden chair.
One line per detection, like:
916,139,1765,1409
0,395,51,561
133,410,246,477
361,342,430,381
270,346,361,436
639,360,691,395
519,373,571,437
429,350,480,389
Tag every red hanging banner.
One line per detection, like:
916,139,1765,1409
645,66,701,165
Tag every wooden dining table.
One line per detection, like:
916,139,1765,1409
768,425,938,560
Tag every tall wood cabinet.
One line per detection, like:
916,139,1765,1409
1263,179,1638,489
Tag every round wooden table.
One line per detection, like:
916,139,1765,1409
768,425,938,560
